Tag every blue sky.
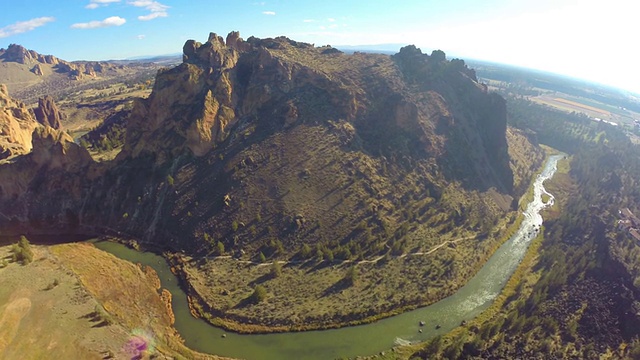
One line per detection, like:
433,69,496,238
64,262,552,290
1,0,639,94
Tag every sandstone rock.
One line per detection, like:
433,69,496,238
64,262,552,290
0,84,39,159
31,64,44,76
0,83,8,100
226,31,251,52
40,54,59,65
83,64,97,77
33,95,65,129
183,40,199,62
1,44,35,64
30,126,92,169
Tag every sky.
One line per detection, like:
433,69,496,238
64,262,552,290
1,0,639,94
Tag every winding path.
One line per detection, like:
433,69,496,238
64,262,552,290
207,233,479,267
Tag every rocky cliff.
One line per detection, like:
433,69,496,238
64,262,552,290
0,32,519,255
0,87,69,160
0,84,39,159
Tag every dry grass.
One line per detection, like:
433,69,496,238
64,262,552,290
0,244,123,359
551,97,610,115
0,242,220,360
52,243,222,359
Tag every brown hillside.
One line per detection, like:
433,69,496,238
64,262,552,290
0,32,544,329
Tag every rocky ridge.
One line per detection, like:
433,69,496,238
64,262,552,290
0,44,121,80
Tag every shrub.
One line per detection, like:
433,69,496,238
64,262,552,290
11,236,34,264
250,285,267,303
300,244,312,259
271,262,282,278
344,266,358,286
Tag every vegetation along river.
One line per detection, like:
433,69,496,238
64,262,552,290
93,154,564,360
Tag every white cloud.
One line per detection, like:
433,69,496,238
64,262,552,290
71,16,126,29
303,19,315,23
137,34,145,40
86,0,121,9
138,12,167,20
327,18,336,22
0,17,55,38
128,0,169,21
263,11,276,15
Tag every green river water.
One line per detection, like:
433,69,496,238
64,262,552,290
92,154,563,360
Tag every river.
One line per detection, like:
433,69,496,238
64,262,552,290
92,154,563,360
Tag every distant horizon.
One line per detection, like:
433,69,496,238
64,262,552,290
4,38,635,98
1,0,638,94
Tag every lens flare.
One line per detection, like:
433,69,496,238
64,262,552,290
123,329,156,359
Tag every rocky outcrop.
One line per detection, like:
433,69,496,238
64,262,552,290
1,44,116,81
0,44,62,66
33,95,64,129
0,44,39,64
30,126,91,169
392,46,513,192
31,63,44,76
124,32,359,160
0,84,39,159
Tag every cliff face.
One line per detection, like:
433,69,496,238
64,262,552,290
0,87,68,160
122,32,358,161
392,46,512,191
0,32,517,256
121,33,510,190
0,84,39,159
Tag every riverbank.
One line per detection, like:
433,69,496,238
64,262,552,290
0,241,221,360
410,153,566,358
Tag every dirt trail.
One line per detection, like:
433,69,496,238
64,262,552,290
207,235,478,267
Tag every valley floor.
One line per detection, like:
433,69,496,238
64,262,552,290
170,210,524,333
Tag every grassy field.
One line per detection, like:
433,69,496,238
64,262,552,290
531,95,610,118
0,242,221,360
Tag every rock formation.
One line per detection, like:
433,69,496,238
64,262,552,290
0,44,116,81
31,63,44,76
0,84,39,159
0,31,515,253
33,95,64,129
30,125,91,169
